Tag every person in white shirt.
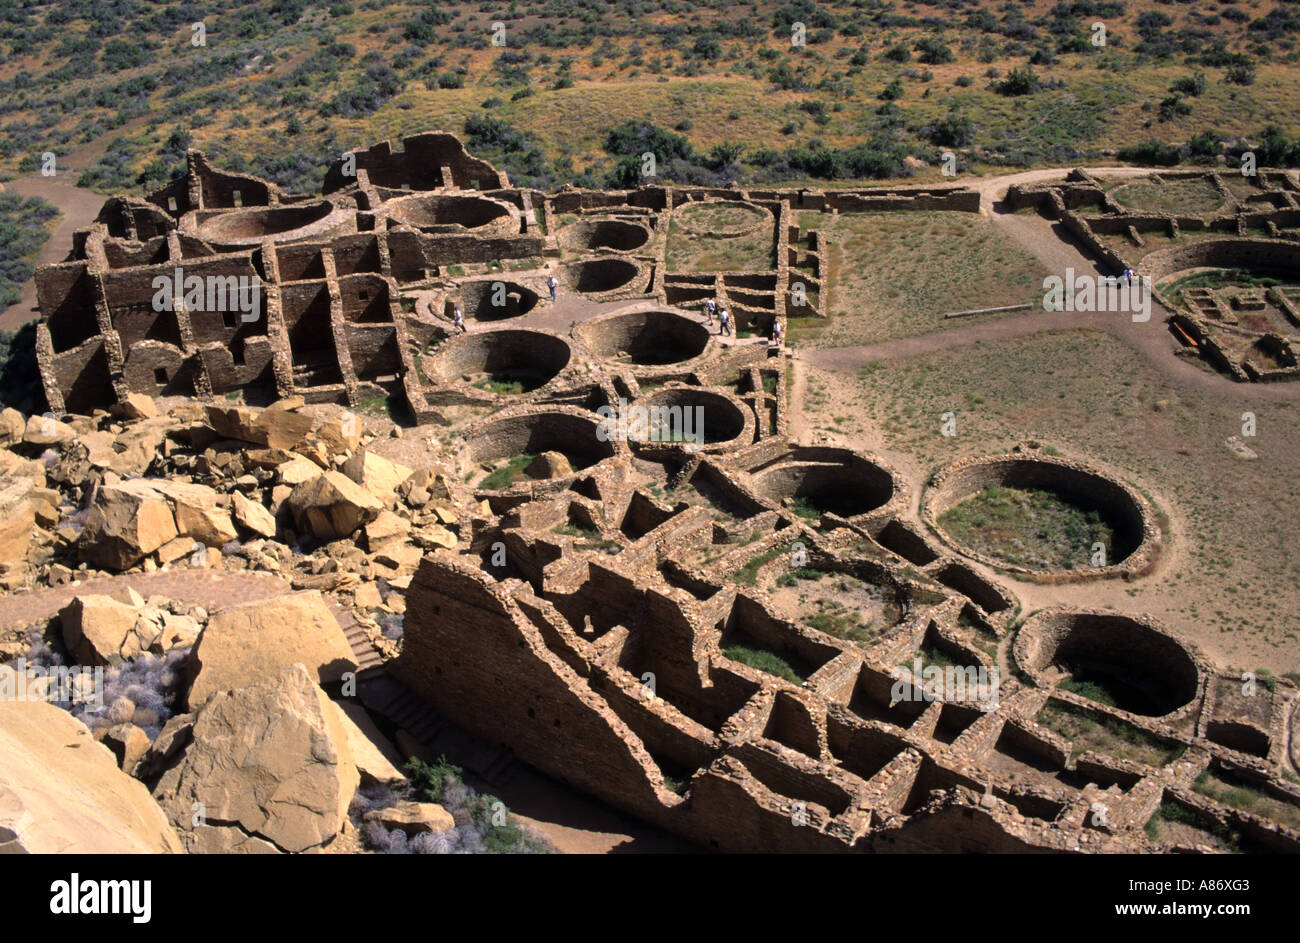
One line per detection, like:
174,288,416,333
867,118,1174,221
547,274,558,301
719,308,731,336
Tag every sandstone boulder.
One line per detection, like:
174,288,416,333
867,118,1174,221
153,663,359,854
107,417,172,476
286,470,382,541
525,450,573,478
277,455,324,486
60,594,160,665
231,491,277,538
363,509,410,552
0,699,182,853
98,723,152,776
313,413,362,459
0,478,36,563
0,408,24,446
363,801,453,836
149,480,238,547
78,480,178,570
22,413,75,447
118,392,158,421
186,590,358,710
0,448,44,484
342,449,413,503
206,403,315,452
334,700,406,785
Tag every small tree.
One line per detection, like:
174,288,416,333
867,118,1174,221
996,66,1038,96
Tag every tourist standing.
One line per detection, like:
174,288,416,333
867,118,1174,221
703,298,716,325
719,308,731,337
547,273,558,302
453,305,466,334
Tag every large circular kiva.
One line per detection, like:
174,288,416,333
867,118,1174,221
423,329,570,393
672,200,770,237
453,280,540,321
557,219,651,253
922,452,1155,579
751,447,897,519
386,193,512,230
623,387,749,448
465,408,618,489
1013,609,1202,717
558,258,640,294
575,309,710,366
195,201,337,244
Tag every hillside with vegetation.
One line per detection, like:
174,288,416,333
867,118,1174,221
0,0,1298,194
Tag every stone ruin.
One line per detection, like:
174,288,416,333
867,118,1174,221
1007,168,1300,382
15,133,1300,854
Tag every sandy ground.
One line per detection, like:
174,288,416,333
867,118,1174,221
0,175,104,331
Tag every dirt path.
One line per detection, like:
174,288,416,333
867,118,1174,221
0,568,294,634
0,176,105,330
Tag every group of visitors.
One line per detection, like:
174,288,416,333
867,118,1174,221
703,298,782,347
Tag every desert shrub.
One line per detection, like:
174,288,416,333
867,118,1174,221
604,119,693,161
352,759,553,854
1171,72,1207,96
879,77,904,100
768,62,809,91
1158,96,1192,121
995,66,1038,95
1187,129,1222,161
1118,141,1182,165
914,37,954,64
928,111,975,147
320,63,403,118
0,191,58,309
1225,61,1255,86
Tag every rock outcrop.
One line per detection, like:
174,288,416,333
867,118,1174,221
153,663,359,854
0,700,183,853
186,590,358,710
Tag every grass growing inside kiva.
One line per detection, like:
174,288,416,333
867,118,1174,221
938,486,1114,571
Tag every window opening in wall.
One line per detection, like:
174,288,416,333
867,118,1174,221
154,368,168,385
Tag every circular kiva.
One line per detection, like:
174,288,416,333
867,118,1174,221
621,386,751,451
574,308,711,367
450,279,540,321
1141,237,1300,282
386,192,515,234
194,201,341,246
423,329,571,393
671,199,771,238
557,257,643,296
750,446,900,521
1013,608,1204,718
557,218,651,253
921,452,1159,583
465,407,620,487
